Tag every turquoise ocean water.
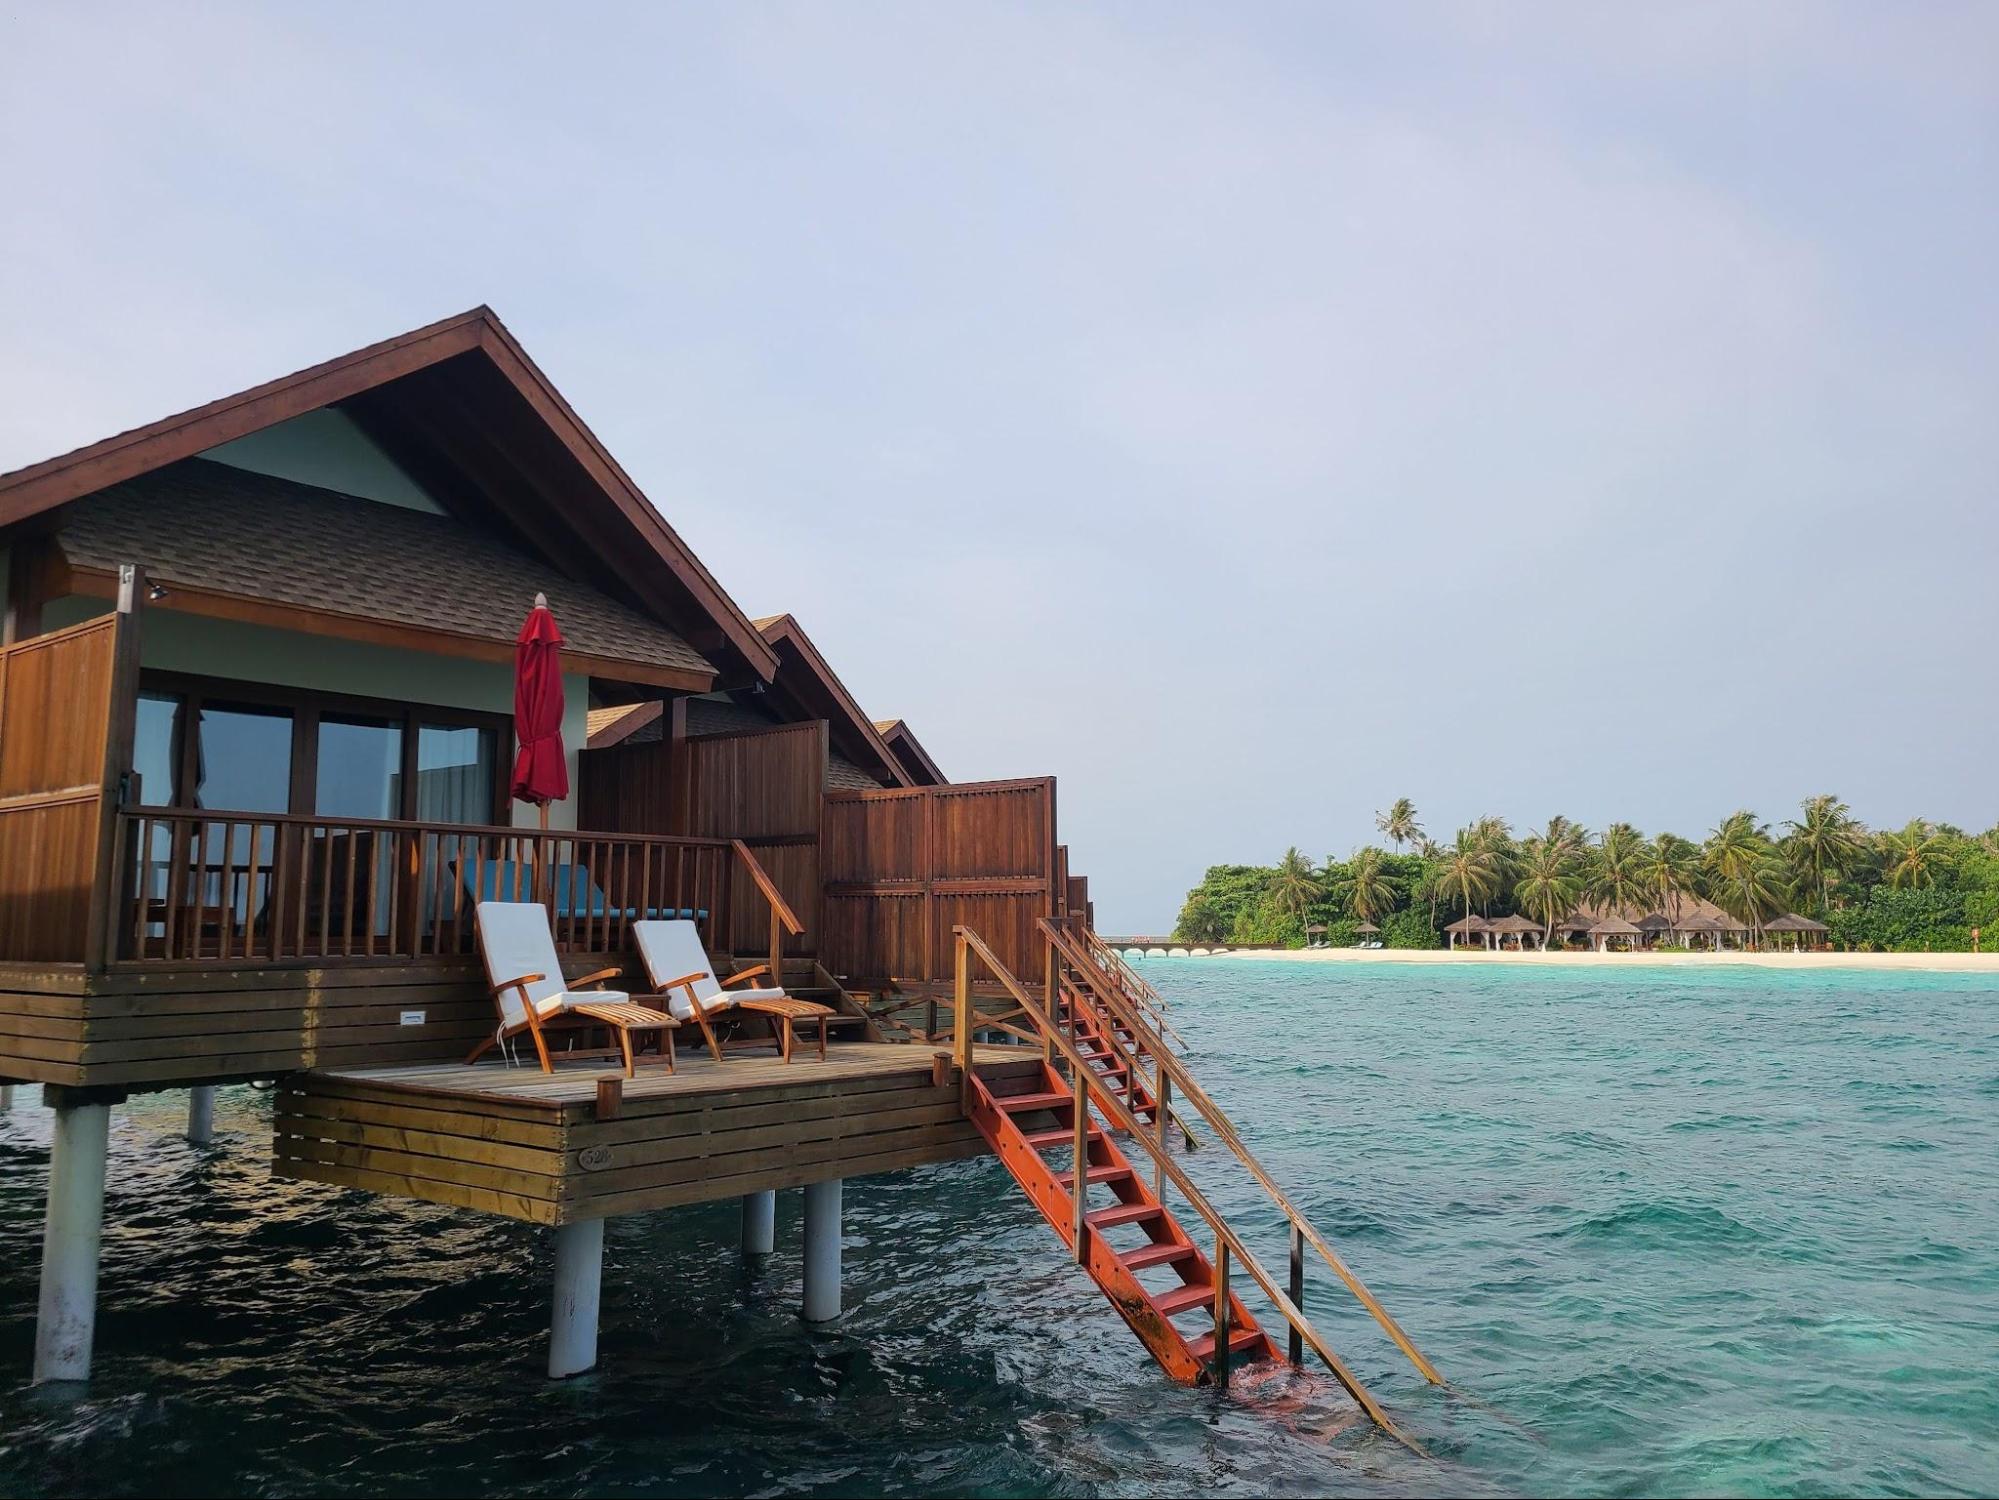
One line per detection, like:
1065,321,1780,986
3,959,1996,1497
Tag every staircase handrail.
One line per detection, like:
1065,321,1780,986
952,923,1418,1450
1042,917,1445,1389
1077,923,1189,1050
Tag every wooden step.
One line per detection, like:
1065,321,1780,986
1120,1241,1198,1271
1053,1164,1133,1190
1022,1125,1104,1150
1186,1326,1266,1362
1150,1281,1218,1316
997,1090,1071,1114
1086,1202,1162,1230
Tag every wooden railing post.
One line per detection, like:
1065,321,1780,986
1070,1063,1089,1264
770,902,784,997
1213,1237,1232,1388
1288,1223,1305,1367
952,928,973,1107
86,564,144,971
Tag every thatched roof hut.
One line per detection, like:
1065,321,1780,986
1488,914,1539,934
1444,915,1488,934
1763,913,1829,933
1589,916,1643,937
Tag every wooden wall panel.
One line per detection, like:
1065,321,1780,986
576,739,673,833
821,778,1057,985
0,614,126,964
580,720,829,956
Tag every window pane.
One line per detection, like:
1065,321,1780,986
133,692,181,806
416,724,495,825
193,705,293,813
316,716,404,819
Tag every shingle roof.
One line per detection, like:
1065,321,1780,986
56,458,713,679
826,755,882,791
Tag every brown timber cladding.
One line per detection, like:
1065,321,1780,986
821,778,1057,985
678,724,824,958
0,613,126,964
271,1047,1046,1225
0,957,613,1089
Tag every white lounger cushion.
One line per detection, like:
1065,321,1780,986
478,901,629,1030
634,919,786,1021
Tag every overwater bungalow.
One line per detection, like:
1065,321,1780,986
0,309,1435,1440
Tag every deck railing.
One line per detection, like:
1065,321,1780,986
111,807,802,971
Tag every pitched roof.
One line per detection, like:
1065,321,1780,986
1763,913,1830,932
586,702,662,748
753,614,909,787
1589,915,1644,935
1487,914,1540,933
1444,914,1488,932
0,306,778,684
873,717,948,785
58,459,711,686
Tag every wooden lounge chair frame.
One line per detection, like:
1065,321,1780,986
653,960,832,1063
467,963,680,1078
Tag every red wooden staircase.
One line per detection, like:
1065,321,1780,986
945,921,1442,1450
965,1059,1277,1384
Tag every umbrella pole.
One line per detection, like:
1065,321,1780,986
536,802,550,906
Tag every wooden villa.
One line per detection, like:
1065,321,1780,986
0,309,1437,1438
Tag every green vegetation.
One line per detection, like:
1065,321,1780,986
1173,796,1999,952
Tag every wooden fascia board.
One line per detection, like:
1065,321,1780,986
61,565,714,694
758,615,912,788
585,700,665,750
471,321,779,684
0,305,778,687
0,311,489,528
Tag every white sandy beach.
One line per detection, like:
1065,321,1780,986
1164,946,1999,974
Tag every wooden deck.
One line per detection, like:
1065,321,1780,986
272,1041,1045,1226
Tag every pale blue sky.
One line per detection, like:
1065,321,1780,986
3,3,1994,927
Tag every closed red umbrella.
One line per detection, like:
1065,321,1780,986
510,592,568,827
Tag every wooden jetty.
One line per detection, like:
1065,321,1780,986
0,308,1438,1441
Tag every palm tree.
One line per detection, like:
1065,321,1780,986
1585,823,1647,916
1540,815,1590,859
1704,811,1781,945
1636,833,1702,926
1431,828,1502,928
1466,816,1517,914
1513,836,1583,946
1271,846,1321,924
1375,798,1424,853
1782,794,1867,914
1341,845,1396,925
1879,819,1945,890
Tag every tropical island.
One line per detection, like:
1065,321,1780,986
1172,797,1999,953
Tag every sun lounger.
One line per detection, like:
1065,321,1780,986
467,900,678,1077
633,918,834,1063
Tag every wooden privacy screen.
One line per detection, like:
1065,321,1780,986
674,722,825,957
821,777,1058,985
0,605,137,964
579,718,827,957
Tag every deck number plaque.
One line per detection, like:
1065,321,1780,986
399,1011,426,1027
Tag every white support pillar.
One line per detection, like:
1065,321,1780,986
741,1190,776,1255
548,1218,604,1379
802,1178,843,1323
34,1099,111,1383
1,1084,14,1112
186,1087,215,1145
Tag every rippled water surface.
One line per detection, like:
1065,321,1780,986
5,960,1998,1497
